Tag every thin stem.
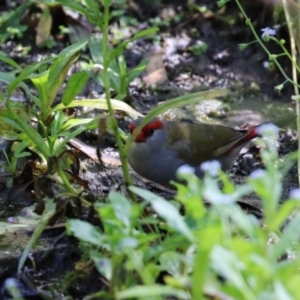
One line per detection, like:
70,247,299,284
101,0,137,201
282,0,300,187
57,166,75,194
235,0,300,89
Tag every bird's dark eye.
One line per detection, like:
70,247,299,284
149,128,154,135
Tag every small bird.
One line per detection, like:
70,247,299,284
128,116,293,189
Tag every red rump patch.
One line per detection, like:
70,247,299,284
227,127,258,154
130,119,164,143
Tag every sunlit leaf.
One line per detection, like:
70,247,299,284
130,186,195,242
52,98,143,117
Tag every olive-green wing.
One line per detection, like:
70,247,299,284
166,121,248,166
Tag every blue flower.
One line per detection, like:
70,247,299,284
289,188,300,200
249,169,266,179
261,27,276,38
200,160,221,177
256,123,279,135
177,164,195,175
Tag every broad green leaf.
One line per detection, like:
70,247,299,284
88,37,121,90
108,191,132,227
66,219,104,246
0,52,21,70
269,200,300,232
127,59,148,83
46,52,80,109
46,40,87,109
31,71,49,110
8,57,54,96
159,251,183,277
60,117,96,132
116,285,189,299
52,125,93,155
5,101,49,158
211,246,256,299
0,102,30,140
62,70,90,105
270,215,300,260
58,39,88,58
51,98,143,117
90,252,112,280
0,72,38,102
130,186,195,242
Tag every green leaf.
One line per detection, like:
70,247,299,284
31,71,49,110
130,186,195,242
66,219,104,246
116,285,190,299
270,214,300,260
108,27,159,65
90,252,112,280
61,70,90,105
51,98,143,117
46,53,79,110
61,117,97,132
0,102,29,140
18,199,56,273
8,57,53,96
0,52,21,70
46,40,87,109
108,191,132,228
270,200,300,232
0,2,31,42
159,251,183,277
0,72,38,102
58,39,88,58
127,59,148,83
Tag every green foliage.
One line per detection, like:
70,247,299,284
0,2,30,42
68,129,300,298
188,42,208,56
0,141,31,187
0,41,90,160
88,31,154,101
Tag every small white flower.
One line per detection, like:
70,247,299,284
289,188,300,200
4,278,18,288
263,61,269,69
249,169,266,179
200,160,221,177
261,27,276,38
210,194,234,205
256,123,279,135
177,164,195,175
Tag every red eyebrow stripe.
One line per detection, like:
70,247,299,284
142,120,163,134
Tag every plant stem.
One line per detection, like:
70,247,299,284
282,0,300,187
101,0,137,201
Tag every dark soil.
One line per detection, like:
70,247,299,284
0,0,298,299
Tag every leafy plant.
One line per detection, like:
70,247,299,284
67,129,300,299
0,2,30,42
